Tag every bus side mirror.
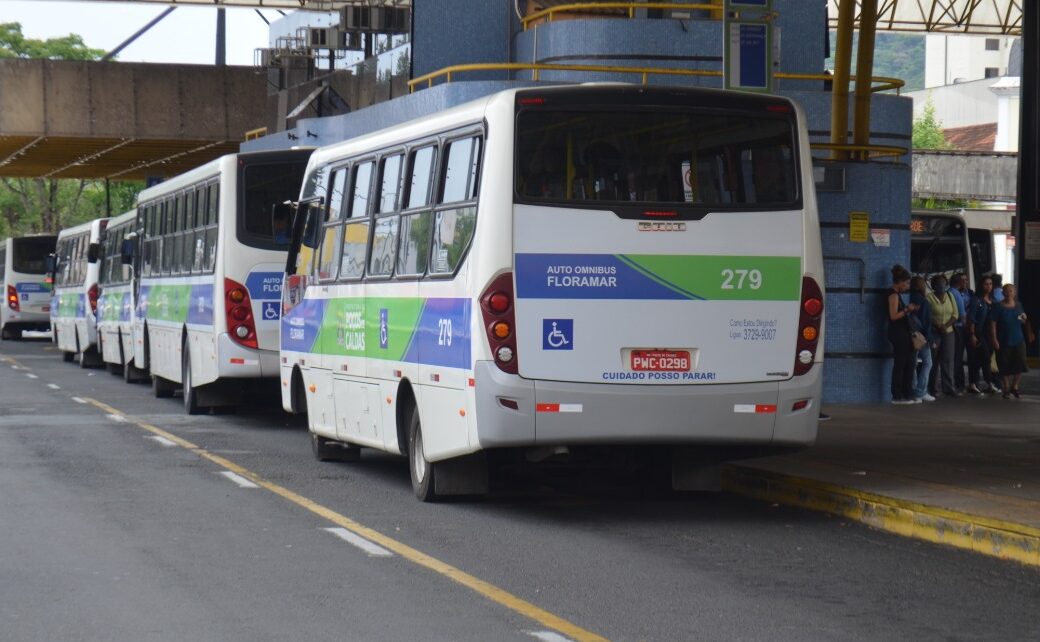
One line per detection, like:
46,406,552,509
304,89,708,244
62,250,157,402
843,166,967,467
87,242,102,264
120,239,135,265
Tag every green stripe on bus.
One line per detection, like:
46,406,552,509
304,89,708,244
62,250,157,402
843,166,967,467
622,255,802,301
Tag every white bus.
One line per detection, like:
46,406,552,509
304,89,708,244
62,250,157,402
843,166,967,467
1,235,56,340
910,210,994,289
280,85,825,501
132,149,311,413
52,218,108,365
96,210,146,381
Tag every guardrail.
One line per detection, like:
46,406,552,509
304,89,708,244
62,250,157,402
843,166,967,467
405,63,907,162
522,2,723,30
408,63,904,95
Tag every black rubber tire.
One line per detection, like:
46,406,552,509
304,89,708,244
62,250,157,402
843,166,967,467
182,345,203,415
62,350,75,363
407,406,438,502
1,325,18,340
79,347,100,369
152,374,176,398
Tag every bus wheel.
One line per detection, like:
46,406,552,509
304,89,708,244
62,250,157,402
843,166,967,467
407,406,438,502
62,350,75,363
310,432,361,463
182,347,204,415
1,325,15,340
152,374,176,399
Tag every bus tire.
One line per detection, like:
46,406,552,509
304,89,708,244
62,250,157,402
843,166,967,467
407,406,438,502
310,432,361,463
152,374,176,399
62,350,75,363
1,325,17,340
182,346,204,415
79,346,101,369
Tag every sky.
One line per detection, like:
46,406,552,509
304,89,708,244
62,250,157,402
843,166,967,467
1,0,281,66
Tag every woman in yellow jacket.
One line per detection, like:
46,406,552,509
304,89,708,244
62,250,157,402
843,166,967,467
927,274,960,397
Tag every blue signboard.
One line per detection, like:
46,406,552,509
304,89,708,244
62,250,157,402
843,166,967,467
724,20,772,92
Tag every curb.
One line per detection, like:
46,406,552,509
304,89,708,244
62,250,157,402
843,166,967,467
721,465,1040,567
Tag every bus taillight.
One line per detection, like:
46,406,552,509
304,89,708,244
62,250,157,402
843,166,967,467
480,272,518,374
225,278,258,350
6,285,19,312
87,284,99,315
794,277,823,376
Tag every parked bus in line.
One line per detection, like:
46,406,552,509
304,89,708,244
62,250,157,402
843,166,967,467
130,149,311,413
280,85,825,501
52,219,108,365
910,209,995,289
96,210,147,381
0,235,57,340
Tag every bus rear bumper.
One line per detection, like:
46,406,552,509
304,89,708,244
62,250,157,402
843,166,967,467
215,333,279,379
473,361,820,449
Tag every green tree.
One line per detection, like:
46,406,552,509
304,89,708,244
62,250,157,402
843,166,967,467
0,22,105,60
912,99,951,150
0,23,141,237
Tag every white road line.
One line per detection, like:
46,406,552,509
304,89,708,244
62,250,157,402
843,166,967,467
322,527,394,558
71,397,87,404
11,365,23,370
145,435,177,448
106,414,129,424
47,383,60,390
217,471,259,489
25,373,38,379
526,631,575,642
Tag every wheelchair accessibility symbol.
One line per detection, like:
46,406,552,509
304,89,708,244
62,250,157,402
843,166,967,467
262,301,280,321
542,319,573,350
379,308,389,349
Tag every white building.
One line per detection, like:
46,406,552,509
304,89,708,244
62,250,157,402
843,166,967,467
924,34,1016,88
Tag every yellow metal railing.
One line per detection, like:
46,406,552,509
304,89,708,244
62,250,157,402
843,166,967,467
408,63,905,95
407,64,907,161
522,2,723,30
810,142,908,160
244,127,268,141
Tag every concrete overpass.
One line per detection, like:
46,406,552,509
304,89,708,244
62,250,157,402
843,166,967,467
0,59,267,180
912,149,1018,201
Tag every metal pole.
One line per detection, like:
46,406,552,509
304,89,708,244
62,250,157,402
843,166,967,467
852,0,879,161
102,7,177,61
829,0,855,161
1015,0,1039,359
216,9,227,67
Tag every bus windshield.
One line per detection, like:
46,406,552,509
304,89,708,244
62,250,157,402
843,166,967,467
910,215,968,277
12,236,56,274
239,160,309,250
516,109,798,208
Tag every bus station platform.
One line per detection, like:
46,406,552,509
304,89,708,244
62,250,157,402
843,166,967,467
724,371,1040,567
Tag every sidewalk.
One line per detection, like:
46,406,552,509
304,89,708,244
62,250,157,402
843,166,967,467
724,371,1040,566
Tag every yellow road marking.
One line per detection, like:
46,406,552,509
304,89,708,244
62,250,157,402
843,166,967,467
83,397,607,642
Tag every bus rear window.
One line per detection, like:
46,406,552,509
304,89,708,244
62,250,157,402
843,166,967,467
516,109,798,208
239,160,309,250
12,237,56,274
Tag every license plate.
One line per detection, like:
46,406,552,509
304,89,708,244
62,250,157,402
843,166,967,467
630,350,691,372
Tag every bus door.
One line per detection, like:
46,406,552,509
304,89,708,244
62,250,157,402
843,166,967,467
968,227,995,288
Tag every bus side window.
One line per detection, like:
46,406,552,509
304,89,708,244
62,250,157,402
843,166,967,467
397,145,437,276
341,161,373,280
370,153,404,276
205,184,219,273
316,169,347,280
430,137,481,275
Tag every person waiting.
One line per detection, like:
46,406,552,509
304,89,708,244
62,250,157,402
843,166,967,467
989,283,1034,399
927,274,960,397
886,265,920,404
966,275,1000,395
908,276,935,402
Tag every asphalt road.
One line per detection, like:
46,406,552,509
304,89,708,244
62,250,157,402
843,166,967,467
1,337,1038,642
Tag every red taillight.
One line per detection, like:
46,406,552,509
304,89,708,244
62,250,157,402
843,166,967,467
794,276,823,376
224,277,257,349
480,273,517,374
488,292,510,314
87,284,99,314
6,285,19,312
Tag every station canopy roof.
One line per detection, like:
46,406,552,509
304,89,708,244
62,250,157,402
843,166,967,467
73,0,408,8
827,0,1022,35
